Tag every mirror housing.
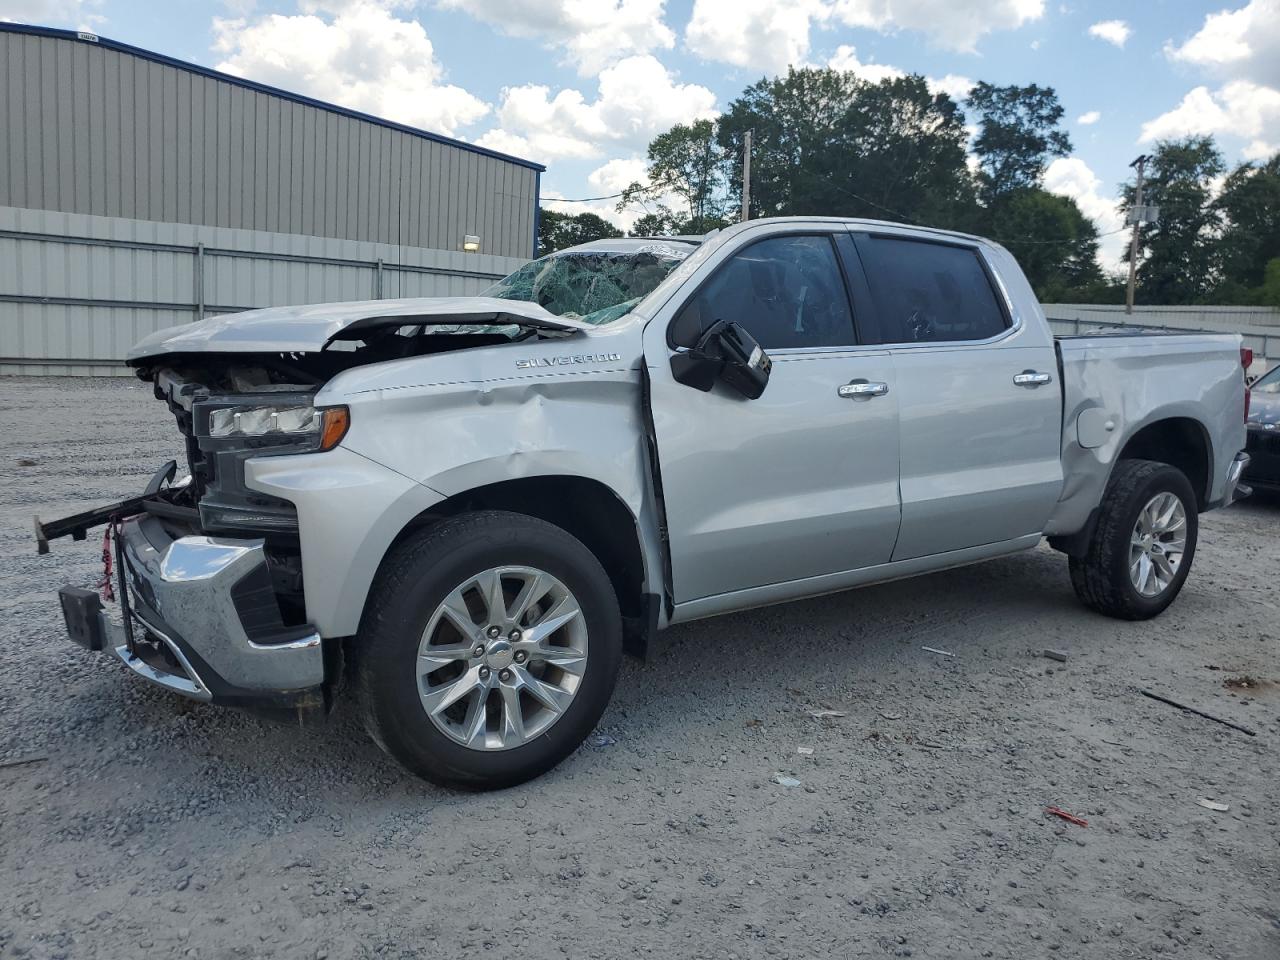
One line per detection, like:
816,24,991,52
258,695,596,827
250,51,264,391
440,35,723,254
670,320,771,399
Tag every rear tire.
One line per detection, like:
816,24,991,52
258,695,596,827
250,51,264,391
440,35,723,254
356,510,622,789
1068,459,1198,620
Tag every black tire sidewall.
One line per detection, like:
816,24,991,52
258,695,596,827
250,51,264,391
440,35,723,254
1109,465,1198,616
362,513,622,789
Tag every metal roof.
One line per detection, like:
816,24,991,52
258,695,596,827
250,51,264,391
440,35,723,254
0,21,546,173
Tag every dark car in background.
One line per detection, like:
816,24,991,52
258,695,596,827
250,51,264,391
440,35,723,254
1245,365,1280,494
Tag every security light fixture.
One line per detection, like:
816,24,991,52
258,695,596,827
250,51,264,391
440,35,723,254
463,235,481,253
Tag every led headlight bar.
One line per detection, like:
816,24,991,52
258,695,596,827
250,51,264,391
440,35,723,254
206,404,350,451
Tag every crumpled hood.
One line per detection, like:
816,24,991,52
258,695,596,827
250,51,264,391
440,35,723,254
1249,388,1280,427
126,297,593,362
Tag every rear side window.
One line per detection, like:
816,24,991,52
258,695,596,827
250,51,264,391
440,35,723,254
672,235,856,350
854,236,1009,344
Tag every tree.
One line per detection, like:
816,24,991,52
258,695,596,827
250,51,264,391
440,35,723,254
537,208,623,254
967,82,1071,200
714,69,976,227
619,119,730,234
1214,153,1280,299
1122,136,1225,304
986,188,1105,300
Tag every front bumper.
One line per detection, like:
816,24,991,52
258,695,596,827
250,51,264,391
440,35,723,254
59,514,325,708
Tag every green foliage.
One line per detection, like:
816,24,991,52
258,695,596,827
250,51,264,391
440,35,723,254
967,82,1071,200
1255,258,1280,308
1121,136,1225,304
620,64,1274,307
620,119,730,235
1215,154,1280,295
715,69,976,227
537,209,623,254
982,188,1104,300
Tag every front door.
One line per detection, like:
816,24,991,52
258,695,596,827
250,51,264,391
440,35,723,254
643,229,902,604
847,230,1064,561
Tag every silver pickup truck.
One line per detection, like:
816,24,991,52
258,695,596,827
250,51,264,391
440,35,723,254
41,217,1252,789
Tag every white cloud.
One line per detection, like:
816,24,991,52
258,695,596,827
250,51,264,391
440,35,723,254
1165,0,1279,88
475,54,716,162
541,158,670,233
0,0,103,28
1145,2,1280,161
826,47,973,99
685,0,1042,70
435,0,675,76
827,44,905,83
1044,156,1126,271
830,0,1045,54
1077,110,1101,125
929,74,975,100
1087,19,1130,48
685,0,828,75
212,1,489,136
1139,80,1280,148
1243,138,1280,160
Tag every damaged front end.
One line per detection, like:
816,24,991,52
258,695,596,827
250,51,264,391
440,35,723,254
38,309,583,715
42,355,357,713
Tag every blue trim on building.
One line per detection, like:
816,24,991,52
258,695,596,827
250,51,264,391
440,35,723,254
0,21,547,173
533,170,542,257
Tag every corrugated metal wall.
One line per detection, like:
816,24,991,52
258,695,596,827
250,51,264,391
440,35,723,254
0,205,528,375
0,26,540,259
1043,303,1279,373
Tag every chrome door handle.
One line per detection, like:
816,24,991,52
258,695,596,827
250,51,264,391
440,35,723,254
1013,370,1052,387
838,379,889,399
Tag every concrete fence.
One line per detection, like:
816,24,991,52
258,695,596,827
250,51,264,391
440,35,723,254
0,205,526,375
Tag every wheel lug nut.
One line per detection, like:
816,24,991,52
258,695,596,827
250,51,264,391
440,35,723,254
514,651,527,664
473,645,485,657
509,628,522,641
478,667,491,680
499,669,512,682
486,625,501,639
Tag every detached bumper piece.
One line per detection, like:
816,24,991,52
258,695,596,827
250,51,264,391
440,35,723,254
1225,451,1252,506
59,515,324,709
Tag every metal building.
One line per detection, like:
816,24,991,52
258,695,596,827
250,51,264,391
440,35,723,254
0,23,543,374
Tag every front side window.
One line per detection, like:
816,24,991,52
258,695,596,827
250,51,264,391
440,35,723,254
672,235,856,350
855,236,1009,345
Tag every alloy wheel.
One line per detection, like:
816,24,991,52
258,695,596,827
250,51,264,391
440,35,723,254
1128,491,1187,598
416,566,588,751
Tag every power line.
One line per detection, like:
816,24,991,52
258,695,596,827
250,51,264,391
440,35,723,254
542,192,625,204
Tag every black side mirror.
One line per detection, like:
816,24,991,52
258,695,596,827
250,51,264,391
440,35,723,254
670,320,772,399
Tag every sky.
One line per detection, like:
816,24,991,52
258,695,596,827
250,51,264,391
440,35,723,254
4,0,1279,270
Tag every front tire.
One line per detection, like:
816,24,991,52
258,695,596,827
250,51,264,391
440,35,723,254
1068,459,1198,620
356,510,622,789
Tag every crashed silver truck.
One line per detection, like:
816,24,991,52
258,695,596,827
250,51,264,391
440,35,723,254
39,219,1253,789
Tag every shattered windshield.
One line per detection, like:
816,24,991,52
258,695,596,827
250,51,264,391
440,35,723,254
483,245,692,325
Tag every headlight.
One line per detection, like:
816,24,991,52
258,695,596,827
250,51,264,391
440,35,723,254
207,404,349,451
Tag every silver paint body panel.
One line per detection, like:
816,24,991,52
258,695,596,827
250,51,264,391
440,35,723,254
170,216,1245,639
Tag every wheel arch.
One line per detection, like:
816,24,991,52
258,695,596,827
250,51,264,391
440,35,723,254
1115,416,1213,511
376,475,659,657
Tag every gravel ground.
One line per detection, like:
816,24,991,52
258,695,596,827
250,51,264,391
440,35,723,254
1,375,1278,960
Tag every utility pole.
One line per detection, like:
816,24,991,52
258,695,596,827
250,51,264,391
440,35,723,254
741,129,752,222
1125,154,1149,315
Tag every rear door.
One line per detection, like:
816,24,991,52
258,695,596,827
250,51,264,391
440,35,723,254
846,230,1063,561
643,226,901,604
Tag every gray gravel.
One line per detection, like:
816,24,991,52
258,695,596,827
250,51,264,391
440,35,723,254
2,375,1278,960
